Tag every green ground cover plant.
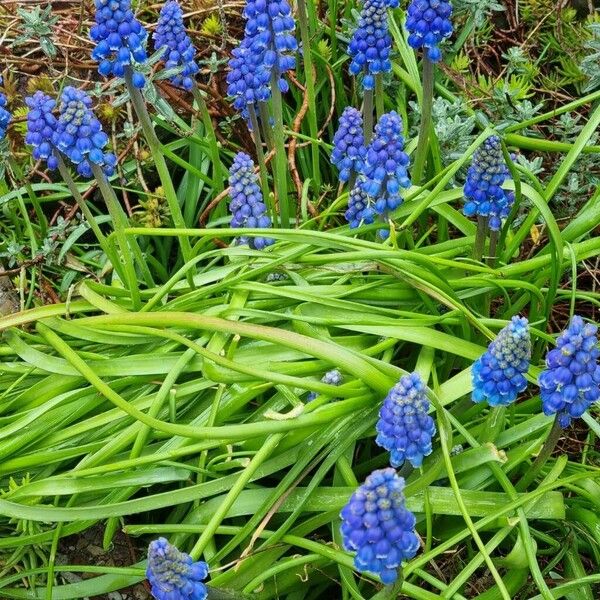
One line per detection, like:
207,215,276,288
1,0,600,598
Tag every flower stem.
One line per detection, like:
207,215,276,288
516,416,562,492
487,229,499,267
56,157,115,268
192,86,223,194
363,88,374,144
125,72,195,281
473,215,488,262
296,0,321,193
412,57,435,185
248,104,275,225
269,73,290,227
375,74,385,119
258,102,274,150
90,163,141,310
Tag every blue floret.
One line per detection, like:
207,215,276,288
539,315,600,428
90,0,148,88
360,111,411,224
147,538,208,600
228,152,274,250
53,87,117,179
25,92,59,170
331,107,366,183
462,135,515,231
154,1,200,91
347,0,393,90
0,77,11,140
376,372,436,468
406,0,453,63
340,468,419,584
472,316,531,407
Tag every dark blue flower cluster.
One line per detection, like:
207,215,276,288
463,136,515,231
0,77,11,140
25,92,59,170
228,152,274,250
472,316,531,407
348,0,393,90
227,0,297,119
376,372,436,468
360,111,411,216
340,468,419,584
406,0,453,63
147,538,208,600
331,107,366,183
154,1,199,91
307,369,343,401
345,185,375,229
539,316,600,428
90,0,148,89
53,87,117,179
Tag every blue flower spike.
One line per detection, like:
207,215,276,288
345,184,375,229
463,136,515,232
0,76,11,140
227,0,297,119
331,107,366,183
360,111,411,219
90,0,148,88
472,316,531,407
307,369,343,401
376,372,436,468
147,538,208,600
539,316,600,428
25,92,59,170
348,0,393,90
406,0,453,63
228,152,274,250
53,87,117,179
340,468,419,584
154,1,200,91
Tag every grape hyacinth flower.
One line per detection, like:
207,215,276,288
539,316,600,428
307,369,343,401
340,468,419,584
406,0,453,63
360,111,411,217
463,136,515,231
227,0,297,119
331,107,366,183
153,1,200,91
228,152,274,250
0,77,11,140
347,0,393,90
147,538,208,600
90,0,148,88
25,92,59,170
345,185,375,229
53,87,117,179
376,372,436,468
472,316,531,407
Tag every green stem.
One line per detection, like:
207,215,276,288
192,86,223,194
412,58,435,185
90,163,141,310
363,88,374,144
375,74,385,119
473,215,488,262
488,229,499,267
124,72,195,280
270,73,290,227
258,102,274,150
296,0,321,193
248,104,275,224
516,417,563,492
